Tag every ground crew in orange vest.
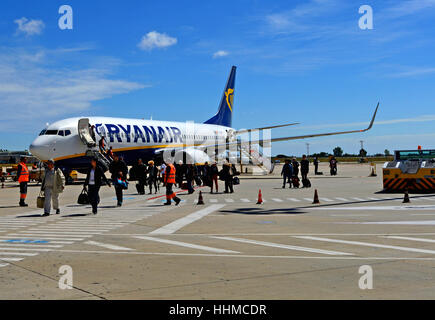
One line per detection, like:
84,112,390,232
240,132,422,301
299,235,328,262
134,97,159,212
17,156,29,207
164,161,181,206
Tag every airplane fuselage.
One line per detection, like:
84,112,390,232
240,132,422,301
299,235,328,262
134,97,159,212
30,117,231,171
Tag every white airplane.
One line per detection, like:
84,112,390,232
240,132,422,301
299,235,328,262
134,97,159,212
29,66,379,178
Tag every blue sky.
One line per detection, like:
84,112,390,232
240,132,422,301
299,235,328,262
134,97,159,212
1,0,435,156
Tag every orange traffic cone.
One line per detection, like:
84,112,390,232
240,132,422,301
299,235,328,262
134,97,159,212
256,189,263,204
403,190,410,203
197,191,204,205
312,189,320,204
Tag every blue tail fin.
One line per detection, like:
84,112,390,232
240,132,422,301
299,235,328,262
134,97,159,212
204,66,236,127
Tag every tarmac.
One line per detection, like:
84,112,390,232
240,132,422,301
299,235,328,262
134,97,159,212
1,162,435,299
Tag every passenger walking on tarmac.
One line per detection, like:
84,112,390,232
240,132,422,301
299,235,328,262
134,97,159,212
330,156,338,176
17,156,29,207
203,162,211,187
314,156,320,175
147,160,159,194
291,158,299,178
222,162,234,193
281,159,293,188
109,154,128,206
41,159,65,216
185,164,195,194
84,158,111,215
300,155,309,181
164,161,181,205
175,160,185,188
210,162,219,193
133,158,147,195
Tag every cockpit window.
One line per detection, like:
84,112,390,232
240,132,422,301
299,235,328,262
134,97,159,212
45,130,58,135
39,129,46,136
65,130,71,136
58,130,64,136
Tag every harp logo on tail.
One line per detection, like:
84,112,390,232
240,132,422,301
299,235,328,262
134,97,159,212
225,88,234,112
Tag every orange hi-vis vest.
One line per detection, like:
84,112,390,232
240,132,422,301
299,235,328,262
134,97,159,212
18,163,29,183
165,164,176,184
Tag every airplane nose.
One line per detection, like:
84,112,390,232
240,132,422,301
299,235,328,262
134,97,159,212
29,141,48,160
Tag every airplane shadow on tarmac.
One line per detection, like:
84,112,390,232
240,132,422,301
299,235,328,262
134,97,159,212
220,208,306,215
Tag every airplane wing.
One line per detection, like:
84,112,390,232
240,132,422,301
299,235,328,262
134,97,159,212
233,122,300,135
203,102,379,148
153,103,379,155
265,102,379,143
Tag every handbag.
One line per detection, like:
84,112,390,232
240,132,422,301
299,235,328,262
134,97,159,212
37,190,45,208
116,179,129,190
77,188,89,205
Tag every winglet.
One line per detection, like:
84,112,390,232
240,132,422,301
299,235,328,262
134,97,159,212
361,102,379,132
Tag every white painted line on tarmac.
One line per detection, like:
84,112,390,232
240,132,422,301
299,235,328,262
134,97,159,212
149,204,225,235
213,236,352,256
85,240,134,251
0,263,9,267
10,233,93,238
53,248,435,261
240,199,250,203
0,243,62,248
335,197,349,202
303,198,312,202
320,198,333,202
1,235,85,241
352,197,366,201
0,257,24,262
0,252,38,256
295,236,435,255
367,197,380,201
272,198,283,202
209,199,218,203
224,198,235,203
287,198,301,202
29,228,113,232
135,236,239,254
312,206,435,211
0,247,52,252
383,236,435,244
20,231,102,235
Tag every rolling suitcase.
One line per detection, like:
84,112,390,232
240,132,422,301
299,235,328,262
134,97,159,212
302,178,311,188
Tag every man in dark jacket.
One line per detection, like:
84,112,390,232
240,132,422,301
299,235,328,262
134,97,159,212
185,164,195,194
147,160,159,194
281,159,293,188
300,155,310,181
109,154,128,206
222,162,234,193
84,158,111,214
132,158,147,194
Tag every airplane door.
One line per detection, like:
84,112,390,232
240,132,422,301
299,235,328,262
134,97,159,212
78,118,96,147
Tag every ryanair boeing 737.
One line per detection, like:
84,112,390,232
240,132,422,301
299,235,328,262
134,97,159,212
29,66,379,178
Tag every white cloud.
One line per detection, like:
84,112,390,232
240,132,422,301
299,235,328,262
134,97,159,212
212,50,229,58
137,31,177,51
14,17,45,36
0,48,146,132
